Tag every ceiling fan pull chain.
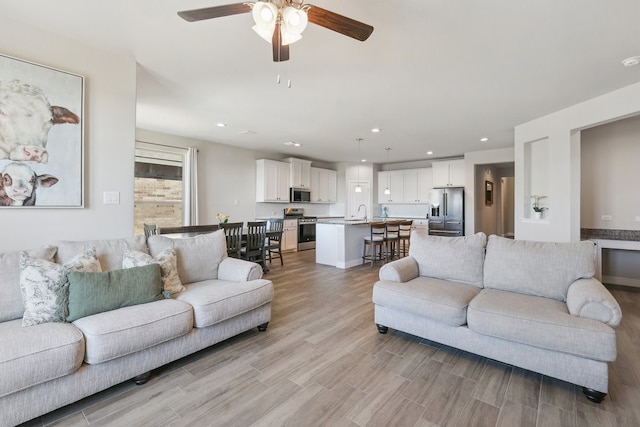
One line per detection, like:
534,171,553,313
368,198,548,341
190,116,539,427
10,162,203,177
287,56,292,88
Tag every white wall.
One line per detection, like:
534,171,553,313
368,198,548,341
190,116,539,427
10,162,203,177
581,115,640,230
0,17,137,252
515,81,640,242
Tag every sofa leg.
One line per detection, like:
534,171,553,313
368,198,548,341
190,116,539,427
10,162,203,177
376,324,388,334
257,322,269,332
133,372,151,385
583,387,607,403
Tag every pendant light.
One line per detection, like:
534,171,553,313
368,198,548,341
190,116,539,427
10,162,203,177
355,138,363,193
384,147,391,195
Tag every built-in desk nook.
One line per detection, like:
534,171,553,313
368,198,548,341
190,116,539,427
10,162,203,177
582,229,640,288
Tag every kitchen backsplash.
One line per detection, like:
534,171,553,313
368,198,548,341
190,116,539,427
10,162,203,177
378,203,431,219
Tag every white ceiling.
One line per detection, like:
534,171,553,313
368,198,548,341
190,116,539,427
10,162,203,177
3,1,640,164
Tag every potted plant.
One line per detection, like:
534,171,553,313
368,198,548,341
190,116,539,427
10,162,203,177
531,194,547,219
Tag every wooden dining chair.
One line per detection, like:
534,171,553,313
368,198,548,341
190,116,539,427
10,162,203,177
384,221,401,260
242,221,267,272
363,222,387,267
143,223,158,238
398,220,413,257
266,218,284,266
220,222,243,258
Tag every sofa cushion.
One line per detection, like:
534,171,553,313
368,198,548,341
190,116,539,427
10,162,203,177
72,299,193,364
147,230,228,284
67,264,164,322
54,236,148,272
467,289,617,361
123,247,185,296
373,277,482,327
483,235,596,301
0,246,57,322
176,279,273,328
19,247,102,326
0,319,84,398
408,231,486,288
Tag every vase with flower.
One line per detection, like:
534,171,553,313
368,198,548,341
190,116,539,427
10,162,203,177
216,213,229,224
531,194,547,219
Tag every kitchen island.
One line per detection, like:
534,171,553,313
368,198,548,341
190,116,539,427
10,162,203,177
316,217,428,269
316,219,371,269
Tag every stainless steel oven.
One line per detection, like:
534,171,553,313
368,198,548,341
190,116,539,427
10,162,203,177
297,217,316,251
283,208,316,251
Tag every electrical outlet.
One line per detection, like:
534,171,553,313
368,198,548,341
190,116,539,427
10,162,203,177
601,215,612,221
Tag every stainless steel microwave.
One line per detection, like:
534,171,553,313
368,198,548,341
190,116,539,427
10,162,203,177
290,188,311,203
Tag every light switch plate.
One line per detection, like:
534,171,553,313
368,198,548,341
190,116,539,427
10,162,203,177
601,215,612,221
103,191,120,205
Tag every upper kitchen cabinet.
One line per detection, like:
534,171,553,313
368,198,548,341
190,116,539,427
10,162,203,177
432,159,465,187
378,170,405,203
286,158,312,188
256,159,290,202
404,168,433,203
310,167,337,203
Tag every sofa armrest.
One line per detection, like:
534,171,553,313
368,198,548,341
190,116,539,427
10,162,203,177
379,257,419,283
566,278,622,327
218,257,263,282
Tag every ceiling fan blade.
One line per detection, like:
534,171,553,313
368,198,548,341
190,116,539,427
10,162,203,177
272,22,290,62
178,3,251,22
306,5,374,41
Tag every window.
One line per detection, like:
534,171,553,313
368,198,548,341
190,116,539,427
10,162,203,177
134,142,198,235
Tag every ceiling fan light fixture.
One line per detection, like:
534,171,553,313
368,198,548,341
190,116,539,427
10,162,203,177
252,1,277,28
252,24,274,43
282,6,308,35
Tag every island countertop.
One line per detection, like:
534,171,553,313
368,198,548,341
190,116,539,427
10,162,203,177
316,217,427,226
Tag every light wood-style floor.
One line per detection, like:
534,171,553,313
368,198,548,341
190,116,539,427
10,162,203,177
22,250,640,427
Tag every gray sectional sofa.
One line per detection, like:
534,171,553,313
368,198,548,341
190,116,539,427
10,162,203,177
373,231,622,403
0,230,273,427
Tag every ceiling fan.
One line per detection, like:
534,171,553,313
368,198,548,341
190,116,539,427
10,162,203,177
178,1,374,62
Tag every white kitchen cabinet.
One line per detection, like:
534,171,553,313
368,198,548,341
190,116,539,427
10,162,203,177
379,168,432,204
378,170,404,203
411,219,429,231
256,159,290,202
286,158,312,188
310,167,337,203
283,219,298,251
432,160,465,187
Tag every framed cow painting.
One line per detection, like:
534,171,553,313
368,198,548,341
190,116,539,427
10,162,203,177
0,53,84,208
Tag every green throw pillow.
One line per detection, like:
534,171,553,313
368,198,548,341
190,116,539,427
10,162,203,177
67,264,163,322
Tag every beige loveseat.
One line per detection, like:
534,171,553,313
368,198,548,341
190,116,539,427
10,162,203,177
373,231,622,403
0,230,273,427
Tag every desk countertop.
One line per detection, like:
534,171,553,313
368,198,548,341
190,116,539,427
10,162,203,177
581,228,640,242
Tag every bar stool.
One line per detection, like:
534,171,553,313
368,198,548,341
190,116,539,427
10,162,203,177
398,220,413,257
363,222,387,267
384,221,401,260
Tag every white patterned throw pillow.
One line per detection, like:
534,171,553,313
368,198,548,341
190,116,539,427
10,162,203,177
123,247,185,296
19,247,102,327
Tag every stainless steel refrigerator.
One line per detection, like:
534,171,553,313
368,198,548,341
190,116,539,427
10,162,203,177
428,187,464,237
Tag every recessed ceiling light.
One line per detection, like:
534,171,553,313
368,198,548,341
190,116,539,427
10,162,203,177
284,141,301,147
426,151,433,155
361,159,366,162
480,137,489,142
622,56,640,67
371,128,381,133
239,130,256,135
217,123,227,127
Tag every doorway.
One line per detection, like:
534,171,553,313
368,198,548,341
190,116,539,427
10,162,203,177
474,163,514,238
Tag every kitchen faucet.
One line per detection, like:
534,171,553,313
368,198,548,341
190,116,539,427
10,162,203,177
358,204,367,221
